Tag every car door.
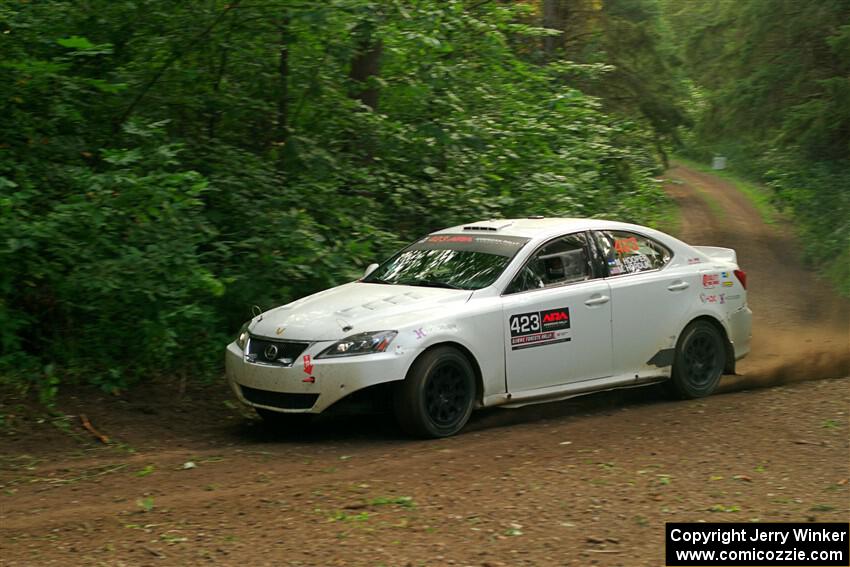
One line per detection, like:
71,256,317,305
593,230,697,376
502,232,613,392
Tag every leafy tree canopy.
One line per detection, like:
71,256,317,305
0,0,673,394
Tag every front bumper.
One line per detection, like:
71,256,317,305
225,340,417,414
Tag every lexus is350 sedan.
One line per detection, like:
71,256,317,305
226,218,752,437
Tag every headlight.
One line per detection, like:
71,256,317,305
317,330,397,358
236,321,250,350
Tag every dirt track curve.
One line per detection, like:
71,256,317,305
1,164,848,566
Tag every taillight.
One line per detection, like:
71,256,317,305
734,269,747,290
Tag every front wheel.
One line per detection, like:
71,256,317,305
667,320,726,399
394,346,476,438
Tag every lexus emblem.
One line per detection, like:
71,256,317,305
264,344,279,360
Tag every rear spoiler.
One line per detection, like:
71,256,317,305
693,246,738,265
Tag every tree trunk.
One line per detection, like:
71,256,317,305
349,22,383,111
543,0,560,58
207,32,231,140
276,15,291,146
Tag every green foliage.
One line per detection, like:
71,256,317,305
762,154,850,296
536,0,690,163
0,0,672,393
667,0,850,161
663,0,850,293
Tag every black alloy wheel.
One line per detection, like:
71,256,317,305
424,361,470,427
668,320,726,399
394,346,476,438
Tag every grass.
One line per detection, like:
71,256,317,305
674,156,779,224
810,504,836,512
708,504,741,513
328,511,371,522
137,496,155,512
1,462,129,488
368,496,415,508
136,464,155,477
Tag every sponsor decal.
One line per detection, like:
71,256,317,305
687,257,702,265
413,327,427,340
720,271,730,278
302,354,314,375
623,254,652,273
608,258,624,275
511,331,571,350
427,235,473,243
700,293,736,304
302,376,315,383
703,274,720,288
722,281,734,287
614,236,640,254
414,234,530,257
509,307,571,350
473,237,526,248
541,308,570,331
275,325,285,336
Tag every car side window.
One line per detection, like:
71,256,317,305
505,233,592,294
596,230,672,275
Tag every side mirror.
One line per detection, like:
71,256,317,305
363,263,379,278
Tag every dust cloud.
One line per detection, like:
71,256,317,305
722,327,849,393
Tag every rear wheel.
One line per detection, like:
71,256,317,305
667,320,726,399
394,346,476,438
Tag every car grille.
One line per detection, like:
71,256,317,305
246,336,309,366
240,385,319,410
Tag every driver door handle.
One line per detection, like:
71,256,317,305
584,295,610,306
667,281,690,292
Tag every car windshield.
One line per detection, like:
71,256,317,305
363,234,530,290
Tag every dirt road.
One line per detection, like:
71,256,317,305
664,165,849,385
1,164,848,566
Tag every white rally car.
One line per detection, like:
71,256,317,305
226,218,751,437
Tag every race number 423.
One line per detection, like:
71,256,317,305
510,312,541,336
509,308,570,337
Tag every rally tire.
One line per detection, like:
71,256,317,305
667,320,725,399
394,346,476,438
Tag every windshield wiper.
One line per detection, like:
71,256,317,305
401,279,463,290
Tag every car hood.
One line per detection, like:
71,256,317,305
249,282,472,341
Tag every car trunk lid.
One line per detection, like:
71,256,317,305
693,245,738,265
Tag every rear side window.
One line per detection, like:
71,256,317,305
505,232,593,294
595,231,672,276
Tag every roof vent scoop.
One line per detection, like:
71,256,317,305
461,220,514,232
